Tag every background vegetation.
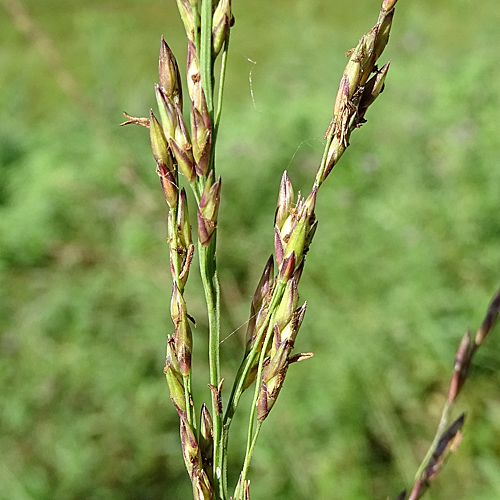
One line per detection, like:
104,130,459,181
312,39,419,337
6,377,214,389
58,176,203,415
1,0,499,499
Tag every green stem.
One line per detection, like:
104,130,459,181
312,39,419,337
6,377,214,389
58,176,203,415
197,4,230,499
213,34,230,142
234,422,262,500
220,280,287,497
236,315,276,497
414,401,452,481
200,0,214,118
221,323,271,495
314,124,335,188
198,237,223,499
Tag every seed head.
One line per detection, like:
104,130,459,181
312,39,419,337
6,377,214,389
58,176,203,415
155,85,196,183
178,189,193,249
191,106,212,177
199,404,214,483
186,42,212,176
150,110,178,207
320,134,347,184
180,419,201,477
275,172,294,231
197,173,222,246
374,9,394,64
475,287,500,346
408,414,464,500
358,27,378,85
164,337,187,418
187,42,204,112
256,337,289,422
159,36,183,107
382,0,398,11
274,278,298,332
279,302,307,345
171,283,193,376
275,186,317,275
447,331,474,405
193,470,214,500
357,61,390,123
155,84,177,139
245,256,275,351
277,252,296,283
176,0,196,42
200,404,213,456
212,0,233,57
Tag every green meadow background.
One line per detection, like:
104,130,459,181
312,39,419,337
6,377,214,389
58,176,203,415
1,0,500,499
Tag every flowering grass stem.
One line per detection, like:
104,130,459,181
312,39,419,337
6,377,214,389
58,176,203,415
124,1,499,499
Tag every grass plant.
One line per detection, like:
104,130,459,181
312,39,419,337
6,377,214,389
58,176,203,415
1,1,500,499
121,1,499,499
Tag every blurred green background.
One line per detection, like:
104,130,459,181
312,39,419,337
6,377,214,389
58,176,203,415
1,0,500,499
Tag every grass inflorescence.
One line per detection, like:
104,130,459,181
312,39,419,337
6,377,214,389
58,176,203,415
122,1,499,499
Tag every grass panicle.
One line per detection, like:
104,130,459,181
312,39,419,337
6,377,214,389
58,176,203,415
121,0,499,499
398,287,500,500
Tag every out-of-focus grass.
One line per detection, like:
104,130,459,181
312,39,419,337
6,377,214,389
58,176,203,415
1,1,499,499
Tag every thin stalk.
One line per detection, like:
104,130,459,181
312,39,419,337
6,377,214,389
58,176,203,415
209,34,230,186
208,36,229,495
213,34,230,142
197,3,232,498
314,126,335,189
234,422,262,500
200,0,214,119
413,401,452,481
236,314,277,496
198,236,223,499
221,280,287,498
197,4,219,484
221,281,286,497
